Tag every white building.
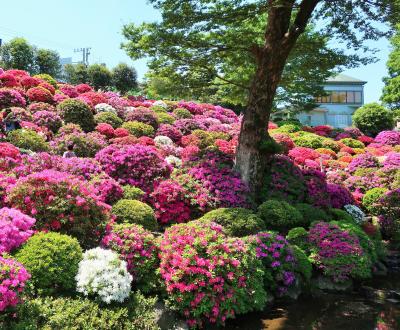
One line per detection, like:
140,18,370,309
296,74,367,128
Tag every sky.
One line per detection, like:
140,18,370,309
0,0,392,103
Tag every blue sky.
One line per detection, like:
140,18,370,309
0,0,391,103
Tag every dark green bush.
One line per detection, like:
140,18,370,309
327,208,354,223
122,121,154,137
14,232,82,295
294,203,329,226
7,129,49,152
362,188,388,215
112,199,157,231
291,245,312,281
122,185,145,201
94,112,123,128
11,292,158,330
286,227,309,250
257,200,303,230
57,99,96,132
353,103,394,137
198,208,266,237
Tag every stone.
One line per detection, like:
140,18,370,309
313,275,353,292
154,301,188,330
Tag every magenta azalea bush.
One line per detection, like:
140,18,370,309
0,256,30,312
0,208,35,253
95,144,171,191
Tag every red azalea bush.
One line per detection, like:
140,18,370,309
0,207,36,253
79,92,107,106
0,142,21,171
95,144,171,191
28,102,55,113
6,170,111,247
0,73,19,87
157,124,183,143
159,220,266,327
0,256,30,312
150,180,191,225
26,86,53,103
59,84,79,98
76,83,93,94
96,123,115,138
89,173,123,205
102,223,159,293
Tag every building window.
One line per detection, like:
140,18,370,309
315,91,362,104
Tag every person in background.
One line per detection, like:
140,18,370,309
63,143,77,158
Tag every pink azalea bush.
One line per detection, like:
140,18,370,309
159,220,266,327
0,207,36,253
0,256,30,312
102,223,159,293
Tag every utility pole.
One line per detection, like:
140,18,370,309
74,47,91,66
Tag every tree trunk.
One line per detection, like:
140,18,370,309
235,0,320,199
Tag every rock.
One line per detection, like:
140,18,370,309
154,301,188,330
313,276,353,292
373,261,388,277
386,298,400,304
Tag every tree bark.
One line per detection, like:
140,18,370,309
235,0,320,198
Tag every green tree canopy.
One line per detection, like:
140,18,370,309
0,37,36,73
382,24,400,110
35,48,62,78
112,63,138,94
87,64,112,90
63,63,89,85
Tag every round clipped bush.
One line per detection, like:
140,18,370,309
198,208,266,237
340,138,365,149
51,132,107,158
76,247,132,304
32,111,63,133
15,232,82,294
258,199,303,230
353,103,394,137
0,207,35,253
362,188,388,215
121,121,154,137
95,144,171,190
7,170,111,247
173,107,193,119
12,293,158,330
122,185,145,200
0,88,26,108
102,224,159,293
57,99,95,132
0,256,30,312
112,199,157,231
7,129,49,152
294,203,329,226
94,111,123,128
159,220,267,327
125,107,159,129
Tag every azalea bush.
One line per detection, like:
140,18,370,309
57,99,95,132
0,256,30,312
102,224,159,293
159,221,267,327
7,170,111,247
76,247,132,304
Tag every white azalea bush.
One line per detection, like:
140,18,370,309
165,155,182,167
95,103,117,114
76,247,132,304
153,100,168,109
154,135,174,148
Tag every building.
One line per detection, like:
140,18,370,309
296,74,367,128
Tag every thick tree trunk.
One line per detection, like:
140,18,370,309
235,0,320,198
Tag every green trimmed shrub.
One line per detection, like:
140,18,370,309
57,99,95,132
34,73,58,88
362,188,388,215
150,105,168,113
156,112,175,124
328,208,354,223
192,130,230,149
291,245,312,281
294,203,330,226
286,227,309,250
94,112,123,128
112,199,157,231
257,200,303,230
340,138,365,149
198,208,266,237
11,293,158,330
122,121,154,137
321,139,341,152
14,232,82,295
292,134,324,149
173,107,193,119
273,124,301,133
353,103,394,137
122,185,145,201
7,129,49,152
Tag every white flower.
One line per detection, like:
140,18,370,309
344,204,366,224
76,247,132,304
154,135,174,148
165,155,182,167
153,100,168,109
95,103,117,115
